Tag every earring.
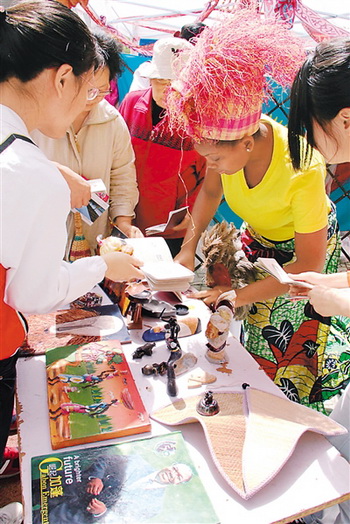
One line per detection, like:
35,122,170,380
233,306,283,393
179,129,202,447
246,147,251,152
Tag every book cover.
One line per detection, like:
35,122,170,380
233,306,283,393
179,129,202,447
46,339,150,449
19,304,131,356
31,431,219,524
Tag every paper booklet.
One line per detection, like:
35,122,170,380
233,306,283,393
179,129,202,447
73,178,109,226
31,431,219,524
145,206,189,236
256,257,313,289
125,237,194,293
46,339,150,449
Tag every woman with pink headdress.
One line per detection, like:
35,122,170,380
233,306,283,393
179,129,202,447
168,8,349,413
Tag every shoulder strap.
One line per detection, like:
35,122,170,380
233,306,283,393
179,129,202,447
0,133,35,154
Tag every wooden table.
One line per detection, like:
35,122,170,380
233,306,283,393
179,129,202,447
16,296,350,524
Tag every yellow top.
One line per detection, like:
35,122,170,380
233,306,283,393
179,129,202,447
221,115,331,241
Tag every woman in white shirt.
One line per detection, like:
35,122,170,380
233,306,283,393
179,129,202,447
0,0,142,487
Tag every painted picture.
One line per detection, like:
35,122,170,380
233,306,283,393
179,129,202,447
46,340,150,449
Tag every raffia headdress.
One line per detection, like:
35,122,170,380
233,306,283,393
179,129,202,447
167,8,306,141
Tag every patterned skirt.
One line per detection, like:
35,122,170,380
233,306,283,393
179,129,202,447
240,206,350,413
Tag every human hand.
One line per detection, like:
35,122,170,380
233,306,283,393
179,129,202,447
287,271,325,288
101,252,144,282
215,289,237,309
121,225,144,238
86,498,107,516
172,212,191,232
115,218,144,239
308,286,350,317
54,163,91,208
187,285,232,309
86,478,103,495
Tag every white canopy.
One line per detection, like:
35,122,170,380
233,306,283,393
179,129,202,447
83,0,349,52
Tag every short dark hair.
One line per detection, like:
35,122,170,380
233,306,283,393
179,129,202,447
180,22,206,42
0,0,98,83
93,29,124,81
288,38,350,170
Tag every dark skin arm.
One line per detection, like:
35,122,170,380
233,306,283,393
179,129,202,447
190,226,328,307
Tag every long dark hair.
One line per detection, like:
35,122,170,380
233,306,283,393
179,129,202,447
288,38,350,170
0,0,98,83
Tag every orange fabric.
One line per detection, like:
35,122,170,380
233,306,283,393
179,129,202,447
0,265,26,360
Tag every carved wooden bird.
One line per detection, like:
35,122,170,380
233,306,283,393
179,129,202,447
201,221,257,320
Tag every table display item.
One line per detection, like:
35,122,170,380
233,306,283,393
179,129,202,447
46,340,150,449
196,391,220,416
141,298,176,318
19,304,131,356
188,369,217,388
164,316,182,397
205,305,233,363
151,387,347,500
174,303,189,315
132,342,155,359
142,316,201,342
201,221,257,320
31,431,219,524
125,287,152,330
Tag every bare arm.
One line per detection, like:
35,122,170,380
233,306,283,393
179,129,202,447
233,226,328,308
192,226,328,308
175,168,223,270
54,162,91,209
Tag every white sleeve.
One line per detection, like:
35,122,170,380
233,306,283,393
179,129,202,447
2,151,106,314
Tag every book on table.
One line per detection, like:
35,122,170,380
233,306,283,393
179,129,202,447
31,431,219,524
46,339,150,449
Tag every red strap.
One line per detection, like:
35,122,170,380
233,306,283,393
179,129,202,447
0,265,26,359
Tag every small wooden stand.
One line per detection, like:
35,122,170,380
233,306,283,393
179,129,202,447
125,284,151,330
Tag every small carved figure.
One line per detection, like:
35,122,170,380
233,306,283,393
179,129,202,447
141,362,167,376
205,305,233,363
132,342,155,359
164,316,182,397
196,390,220,416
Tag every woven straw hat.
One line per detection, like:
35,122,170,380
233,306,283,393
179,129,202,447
141,37,192,80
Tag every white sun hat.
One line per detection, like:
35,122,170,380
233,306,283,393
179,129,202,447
140,37,192,80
